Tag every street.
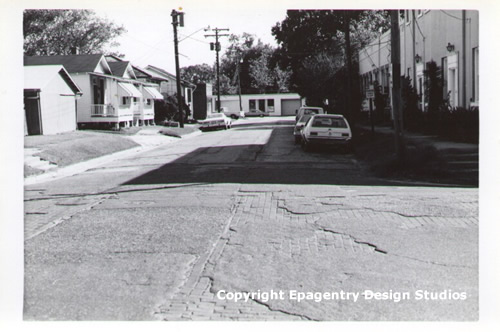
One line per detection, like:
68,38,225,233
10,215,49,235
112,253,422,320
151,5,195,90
24,121,478,321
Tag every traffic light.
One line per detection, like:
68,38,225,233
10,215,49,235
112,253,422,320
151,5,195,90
178,12,184,27
210,42,215,50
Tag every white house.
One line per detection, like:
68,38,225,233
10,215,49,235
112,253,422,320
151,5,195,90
24,65,82,135
219,93,304,116
106,56,163,126
24,54,163,129
143,65,196,112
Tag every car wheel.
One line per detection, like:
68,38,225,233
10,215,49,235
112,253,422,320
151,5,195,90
230,115,237,119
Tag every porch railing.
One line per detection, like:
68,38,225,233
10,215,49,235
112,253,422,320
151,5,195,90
91,104,116,117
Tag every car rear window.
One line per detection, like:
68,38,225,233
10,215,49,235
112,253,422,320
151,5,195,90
312,117,347,128
298,114,313,123
303,108,321,115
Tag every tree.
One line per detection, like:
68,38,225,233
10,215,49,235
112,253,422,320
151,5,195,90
294,51,343,106
272,10,390,116
249,47,274,93
180,63,215,85
23,9,126,56
217,33,292,95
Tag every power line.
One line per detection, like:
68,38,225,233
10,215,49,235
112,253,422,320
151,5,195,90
205,27,230,112
440,10,463,21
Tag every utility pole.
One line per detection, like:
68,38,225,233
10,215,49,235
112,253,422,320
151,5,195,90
171,9,185,127
390,10,404,160
343,11,353,125
412,9,416,98
205,28,229,112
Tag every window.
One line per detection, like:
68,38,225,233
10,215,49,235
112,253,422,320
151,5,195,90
441,57,448,100
122,97,128,105
472,47,479,102
249,99,256,109
267,99,275,112
147,99,151,105
312,117,347,128
133,97,138,103
258,100,265,111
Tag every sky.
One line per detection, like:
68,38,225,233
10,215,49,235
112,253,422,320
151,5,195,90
94,2,292,74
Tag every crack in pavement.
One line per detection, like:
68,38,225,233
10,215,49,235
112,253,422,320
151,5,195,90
317,227,388,254
390,253,475,269
250,298,317,321
340,206,437,219
203,275,314,321
25,194,115,241
24,183,208,202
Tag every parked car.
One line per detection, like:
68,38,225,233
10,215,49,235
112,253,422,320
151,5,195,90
293,113,315,144
295,106,325,122
198,113,232,131
244,109,269,117
221,107,245,119
300,114,352,152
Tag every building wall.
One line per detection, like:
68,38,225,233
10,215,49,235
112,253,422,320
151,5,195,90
400,10,479,108
39,73,77,135
72,74,92,123
220,93,303,116
358,10,479,113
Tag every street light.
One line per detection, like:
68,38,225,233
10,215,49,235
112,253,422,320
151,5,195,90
446,42,455,52
238,58,243,113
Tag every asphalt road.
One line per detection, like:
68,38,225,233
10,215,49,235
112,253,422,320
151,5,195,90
24,122,478,320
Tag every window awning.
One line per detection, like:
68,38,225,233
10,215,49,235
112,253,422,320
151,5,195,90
118,82,142,97
143,86,164,100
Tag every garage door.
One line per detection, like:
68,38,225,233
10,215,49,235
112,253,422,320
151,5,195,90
281,99,301,116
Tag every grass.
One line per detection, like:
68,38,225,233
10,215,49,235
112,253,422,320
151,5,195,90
24,130,140,177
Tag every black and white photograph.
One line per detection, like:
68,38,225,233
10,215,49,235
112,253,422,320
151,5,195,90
1,0,499,330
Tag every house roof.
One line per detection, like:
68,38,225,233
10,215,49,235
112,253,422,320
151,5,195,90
132,65,154,79
145,65,195,87
24,65,82,95
24,54,110,74
109,61,130,77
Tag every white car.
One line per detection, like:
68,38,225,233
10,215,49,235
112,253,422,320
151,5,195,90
295,106,325,122
221,107,245,119
293,113,315,144
198,113,232,131
300,114,352,152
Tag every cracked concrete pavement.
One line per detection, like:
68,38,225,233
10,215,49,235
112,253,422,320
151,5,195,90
23,123,478,320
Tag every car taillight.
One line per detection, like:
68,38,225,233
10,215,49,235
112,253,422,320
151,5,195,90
342,133,349,137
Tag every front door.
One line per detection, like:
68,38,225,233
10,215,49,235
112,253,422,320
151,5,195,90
92,76,105,105
24,91,42,135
